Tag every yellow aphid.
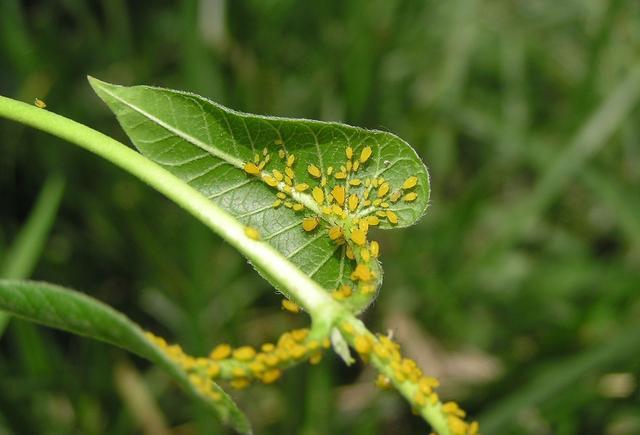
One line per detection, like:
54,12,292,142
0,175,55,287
381,202,389,208
332,185,346,206
349,179,362,186
253,153,260,163
258,160,266,170
230,378,249,390
370,240,380,257
312,186,325,205
263,175,278,187
244,226,261,240
244,162,261,175
361,248,371,262
249,361,265,374
273,169,284,181
233,346,256,361
414,391,427,406
340,165,347,173
34,98,47,109
386,210,399,224
328,226,343,240
354,335,372,354
277,192,286,199
309,353,323,365
350,228,366,246
346,160,352,172
352,264,372,281
285,167,295,179
372,178,379,188
278,149,286,159
302,217,319,232
307,164,321,178
363,200,372,207
358,220,369,232
360,146,372,163
331,204,341,215
353,161,360,172
209,344,232,360
320,176,327,187
335,171,347,179
284,176,293,186
207,363,221,378
282,299,301,313
322,206,332,215
377,182,390,198
390,191,402,203
295,183,309,192
261,369,282,384
262,147,269,156
287,154,295,167
346,146,353,159
272,199,282,208
284,201,293,208
376,210,387,217
292,203,304,211
367,216,380,226
403,192,418,202
327,166,334,175
375,374,391,390
348,194,359,211
346,246,355,259
373,198,382,206
402,176,418,189
283,185,292,193
261,343,275,352
469,422,480,435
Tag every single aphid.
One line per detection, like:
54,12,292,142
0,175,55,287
348,194,359,211
34,98,47,109
350,228,366,246
287,154,295,167
331,185,346,206
360,146,372,163
243,162,261,176
377,182,390,198
282,299,301,313
386,210,398,224
302,217,319,232
403,192,418,202
312,186,325,205
346,146,353,159
307,164,321,178
244,226,261,240
402,176,418,190
295,183,309,192
328,226,343,240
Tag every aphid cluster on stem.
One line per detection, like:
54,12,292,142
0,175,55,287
145,328,330,395
337,323,480,435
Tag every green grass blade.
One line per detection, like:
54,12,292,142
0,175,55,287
0,174,65,335
479,320,640,432
0,279,253,435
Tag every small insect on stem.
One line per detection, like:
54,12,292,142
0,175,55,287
34,98,47,109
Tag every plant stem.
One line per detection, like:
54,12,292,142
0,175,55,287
0,95,338,317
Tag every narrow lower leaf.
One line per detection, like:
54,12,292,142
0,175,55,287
0,279,252,435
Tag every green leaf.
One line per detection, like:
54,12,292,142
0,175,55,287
89,77,430,309
0,279,253,435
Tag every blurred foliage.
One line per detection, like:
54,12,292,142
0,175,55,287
1,0,640,434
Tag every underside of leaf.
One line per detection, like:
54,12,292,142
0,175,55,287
89,77,430,311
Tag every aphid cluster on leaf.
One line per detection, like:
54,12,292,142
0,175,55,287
240,137,422,305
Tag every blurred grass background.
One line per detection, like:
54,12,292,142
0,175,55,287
1,0,640,434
